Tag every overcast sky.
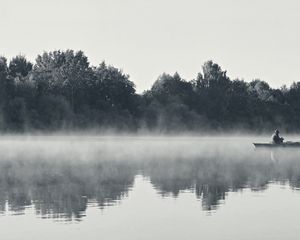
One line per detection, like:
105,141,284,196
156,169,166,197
1,0,300,92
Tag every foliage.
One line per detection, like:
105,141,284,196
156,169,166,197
0,50,299,132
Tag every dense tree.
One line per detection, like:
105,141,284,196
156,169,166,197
0,57,8,79
192,61,231,126
140,73,198,131
3,97,27,131
9,55,32,78
226,79,251,125
33,50,92,111
151,72,193,105
0,57,8,102
0,50,300,132
92,62,137,112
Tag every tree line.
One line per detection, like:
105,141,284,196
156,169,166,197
0,49,299,133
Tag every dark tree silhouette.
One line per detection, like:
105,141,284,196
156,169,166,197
0,50,299,132
9,55,33,78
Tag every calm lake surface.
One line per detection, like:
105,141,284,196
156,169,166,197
1,136,300,240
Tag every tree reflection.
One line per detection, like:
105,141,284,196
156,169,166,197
1,147,300,219
196,184,227,211
0,159,135,220
143,149,300,211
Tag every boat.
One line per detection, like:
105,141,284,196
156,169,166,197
253,141,300,148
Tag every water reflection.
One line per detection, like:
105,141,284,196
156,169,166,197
0,159,135,220
0,137,300,221
141,148,300,211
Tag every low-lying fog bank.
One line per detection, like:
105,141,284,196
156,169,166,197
0,135,268,162
0,134,297,160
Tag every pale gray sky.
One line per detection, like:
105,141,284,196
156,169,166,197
1,0,300,92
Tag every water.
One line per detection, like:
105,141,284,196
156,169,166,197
0,136,300,239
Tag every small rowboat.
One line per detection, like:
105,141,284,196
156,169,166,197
253,141,300,148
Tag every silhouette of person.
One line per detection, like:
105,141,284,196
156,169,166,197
271,129,284,144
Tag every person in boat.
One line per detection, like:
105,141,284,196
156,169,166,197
272,129,284,144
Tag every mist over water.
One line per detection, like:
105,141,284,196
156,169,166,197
1,135,300,239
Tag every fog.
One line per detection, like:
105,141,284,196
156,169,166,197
0,135,300,220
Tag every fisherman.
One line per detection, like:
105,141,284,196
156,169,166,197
272,129,284,144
